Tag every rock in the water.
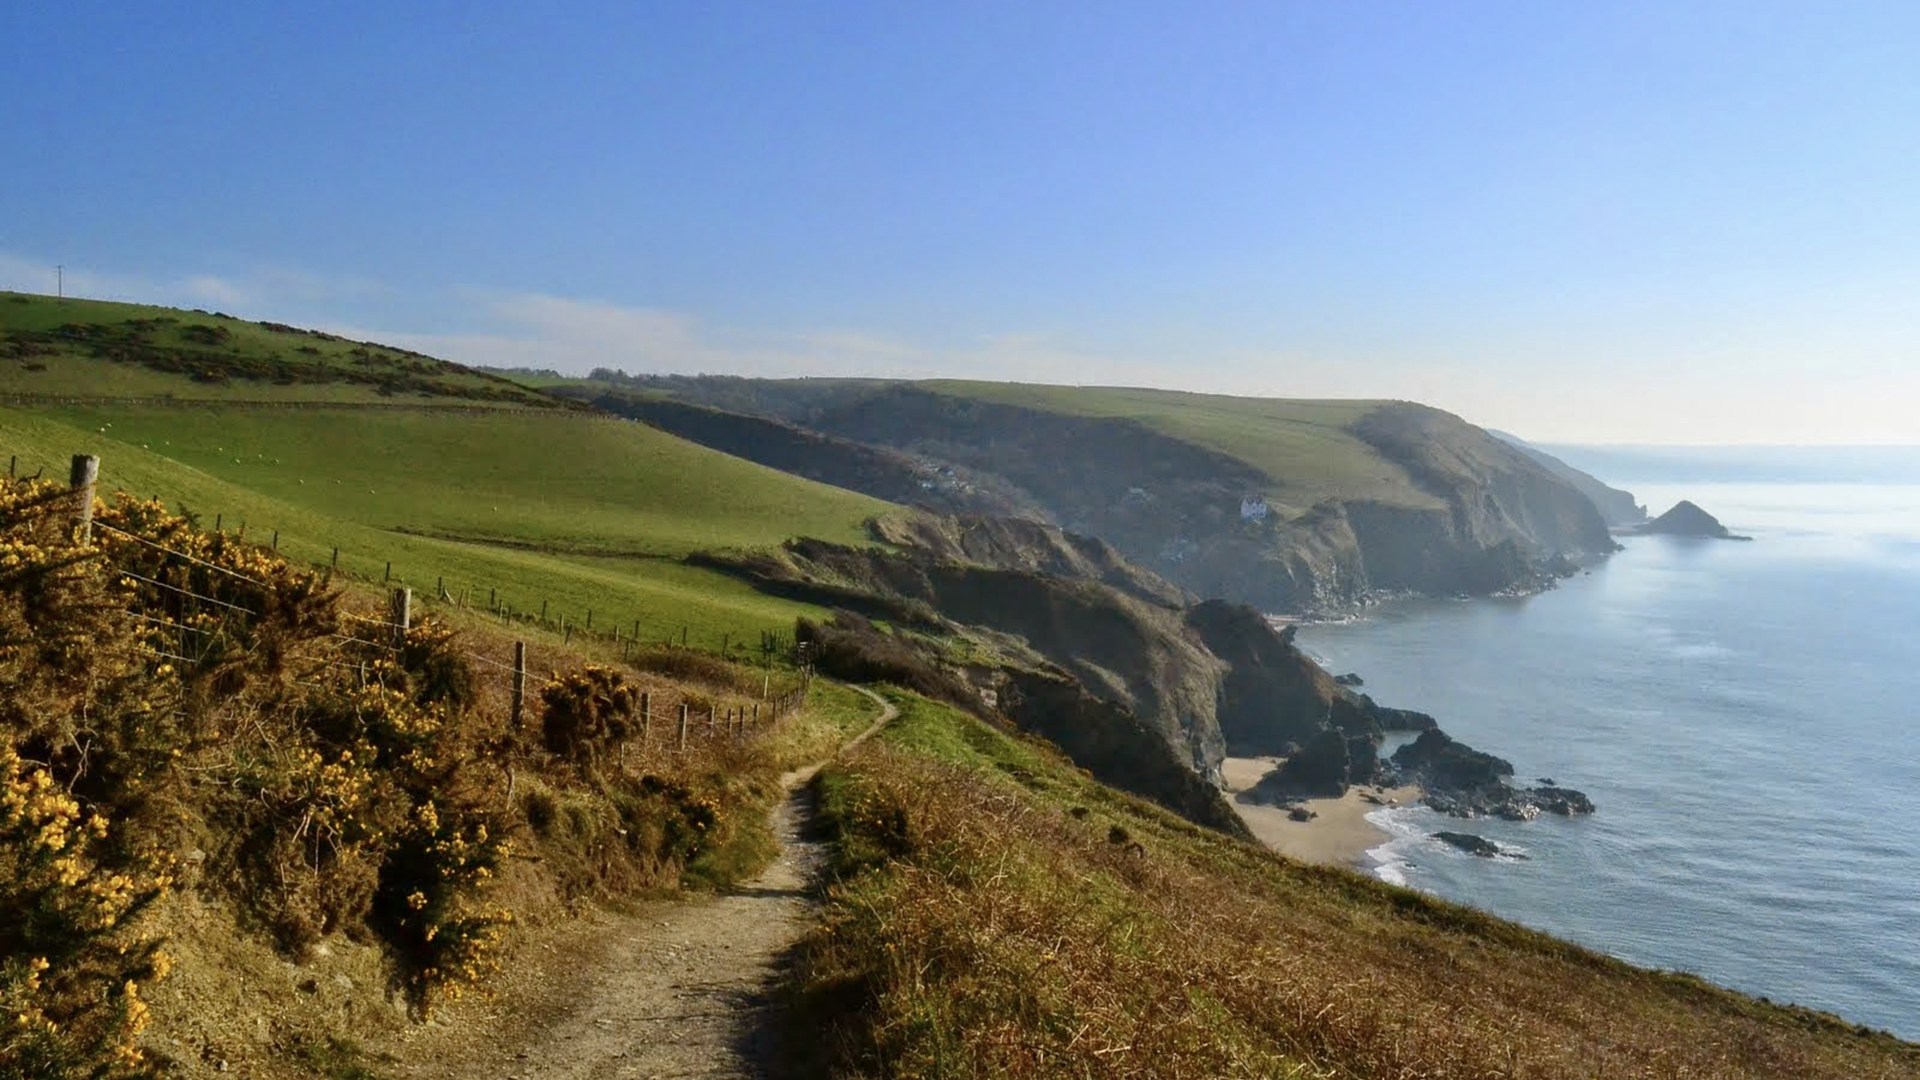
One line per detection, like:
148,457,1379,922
1334,672,1365,686
1394,729,1594,820
1633,500,1751,540
1529,785,1595,815
1432,830,1503,857
1391,728,1514,789
1432,831,1526,859
1288,806,1317,822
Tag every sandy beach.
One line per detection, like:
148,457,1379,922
1221,756,1420,870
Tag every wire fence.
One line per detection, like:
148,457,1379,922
3,453,815,758
7,450,806,666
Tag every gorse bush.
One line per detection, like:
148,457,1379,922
540,664,640,764
0,482,177,1078
0,478,511,1071
0,471,805,1073
0,745,171,1079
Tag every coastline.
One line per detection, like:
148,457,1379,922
1221,756,1420,872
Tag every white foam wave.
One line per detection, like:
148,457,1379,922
1363,805,1431,888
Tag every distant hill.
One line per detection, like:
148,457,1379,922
1487,429,1647,526
557,375,1619,614
1,290,561,407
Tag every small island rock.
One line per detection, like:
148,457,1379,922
1633,500,1751,540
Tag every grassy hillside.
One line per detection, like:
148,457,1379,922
795,694,1919,1078
922,380,1431,511
0,294,899,650
0,409,855,649
0,291,556,406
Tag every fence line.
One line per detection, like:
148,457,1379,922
5,453,819,756
94,519,271,588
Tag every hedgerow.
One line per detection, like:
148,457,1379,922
0,473,789,1073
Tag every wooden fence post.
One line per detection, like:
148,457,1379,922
640,691,651,746
272,529,280,550
678,704,689,752
384,560,392,582
540,599,548,623
510,641,527,729
753,703,760,728
586,609,592,630
69,454,98,543
389,588,412,648
706,707,715,739
331,546,339,572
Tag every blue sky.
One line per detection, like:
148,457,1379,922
4,1,1918,443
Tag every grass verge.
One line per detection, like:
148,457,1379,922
789,694,1920,1079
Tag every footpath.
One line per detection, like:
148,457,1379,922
392,686,898,1080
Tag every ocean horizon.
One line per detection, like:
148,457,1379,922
1298,457,1920,1039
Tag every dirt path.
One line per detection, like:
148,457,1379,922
393,686,896,1080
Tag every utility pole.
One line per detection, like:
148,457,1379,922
55,265,63,300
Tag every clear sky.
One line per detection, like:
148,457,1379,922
4,1,1918,444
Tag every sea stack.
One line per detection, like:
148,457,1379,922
1633,500,1751,540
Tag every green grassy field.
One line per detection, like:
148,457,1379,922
0,408,857,650
0,291,555,406
0,292,904,651
37,404,888,557
922,380,1433,508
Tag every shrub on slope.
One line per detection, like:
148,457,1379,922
0,475,818,1076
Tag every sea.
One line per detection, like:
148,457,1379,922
1295,447,1920,1040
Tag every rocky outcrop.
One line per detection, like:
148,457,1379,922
1633,501,1751,540
998,668,1248,837
1262,728,1350,798
700,508,1594,836
869,513,1189,608
1391,729,1513,789
1393,729,1595,821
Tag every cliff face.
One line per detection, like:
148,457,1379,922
575,391,1041,519
1343,404,1617,592
627,379,1620,615
807,390,1614,612
1487,429,1647,526
701,513,1432,830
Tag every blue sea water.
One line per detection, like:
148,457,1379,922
1297,471,1920,1039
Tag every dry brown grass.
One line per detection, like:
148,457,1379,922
792,695,1920,1080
